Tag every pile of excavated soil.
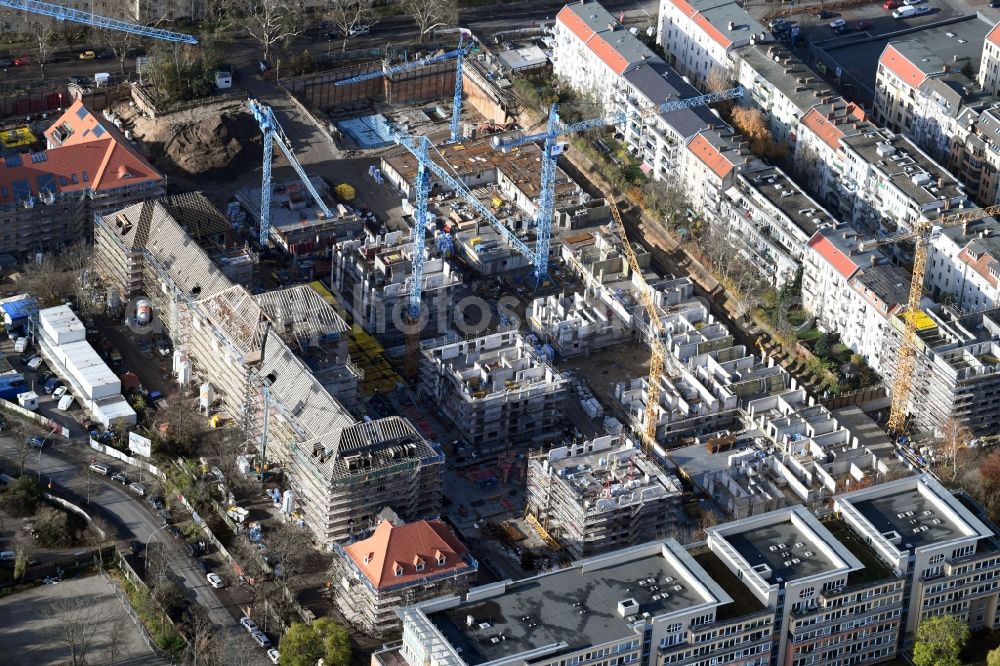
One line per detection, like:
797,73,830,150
126,100,263,183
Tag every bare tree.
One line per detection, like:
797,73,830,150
238,0,306,61
939,418,972,481
104,613,128,666
19,254,73,307
205,427,244,488
182,604,220,666
9,419,45,476
12,529,35,580
401,0,457,41
704,66,733,93
44,597,111,666
266,521,314,589
326,0,376,52
30,18,58,81
96,0,164,75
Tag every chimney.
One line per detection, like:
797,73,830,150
728,21,735,30
870,254,878,267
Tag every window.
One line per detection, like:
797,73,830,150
395,566,403,576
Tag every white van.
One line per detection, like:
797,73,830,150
892,5,917,17
26,356,43,371
89,463,110,476
13,337,27,353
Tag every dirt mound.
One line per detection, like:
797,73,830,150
162,110,263,178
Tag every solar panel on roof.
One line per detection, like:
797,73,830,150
37,173,56,192
30,152,47,163
92,125,105,138
4,155,22,167
75,106,89,120
11,180,30,199
0,187,7,198
82,170,89,182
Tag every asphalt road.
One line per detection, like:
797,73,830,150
0,0,658,86
0,433,264,664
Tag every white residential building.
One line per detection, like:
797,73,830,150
680,127,756,216
719,164,836,287
657,0,764,87
794,103,873,205
802,226,914,373
554,1,719,183
926,216,1000,310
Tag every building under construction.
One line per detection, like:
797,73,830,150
525,435,683,558
93,196,443,548
330,225,461,345
879,305,1000,435
418,330,568,453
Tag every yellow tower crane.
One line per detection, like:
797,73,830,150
607,196,681,451
858,203,1000,434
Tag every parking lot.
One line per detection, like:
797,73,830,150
0,574,159,665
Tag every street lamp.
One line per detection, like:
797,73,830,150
144,523,171,573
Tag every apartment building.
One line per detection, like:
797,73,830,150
878,305,1000,436
332,513,477,637
719,164,836,288
981,22,1000,96
955,106,1000,205
801,225,913,372
94,198,436,548
525,435,684,558
794,104,874,205
680,127,756,216
0,99,164,259
706,505,900,665
657,0,764,87
838,129,967,238
733,43,839,152
925,215,1000,310
836,474,1000,637
553,1,719,184
379,538,776,666
417,330,568,453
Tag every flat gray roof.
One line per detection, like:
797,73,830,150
429,550,708,664
738,165,834,236
726,519,839,582
853,488,965,549
622,60,718,139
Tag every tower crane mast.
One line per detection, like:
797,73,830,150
858,202,1000,433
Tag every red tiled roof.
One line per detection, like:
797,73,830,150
879,44,928,89
587,34,631,75
557,5,597,44
0,99,161,206
808,232,859,279
959,245,1000,288
800,109,844,151
669,0,698,19
343,519,470,589
687,132,734,180
989,22,1000,49
692,14,733,49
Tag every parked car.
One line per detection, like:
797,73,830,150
129,540,142,556
156,510,171,525
43,377,62,395
69,75,91,85
883,0,900,7
267,649,280,665
992,0,1000,8
78,50,96,60
0,58,12,68
816,10,835,18
250,631,271,649
27,436,48,448
258,59,271,72
240,617,259,633
206,572,224,588
829,18,846,28
186,541,206,557
913,5,931,14
855,20,874,30
95,48,114,60
167,525,182,540
129,482,146,497
89,463,110,476
892,6,917,16
146,495,164,510
196,559,211,574
768,18,789,29
111,471,129,484
52,386,68,399
13,56,30,66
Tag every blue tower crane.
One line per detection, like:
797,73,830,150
335,32,475,143
491,87,745,284
248,99,334,246
0,0,198,43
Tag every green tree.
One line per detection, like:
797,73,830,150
913,615,969,666
279,618,351,666
988,645,1000,666
813,333,831,358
